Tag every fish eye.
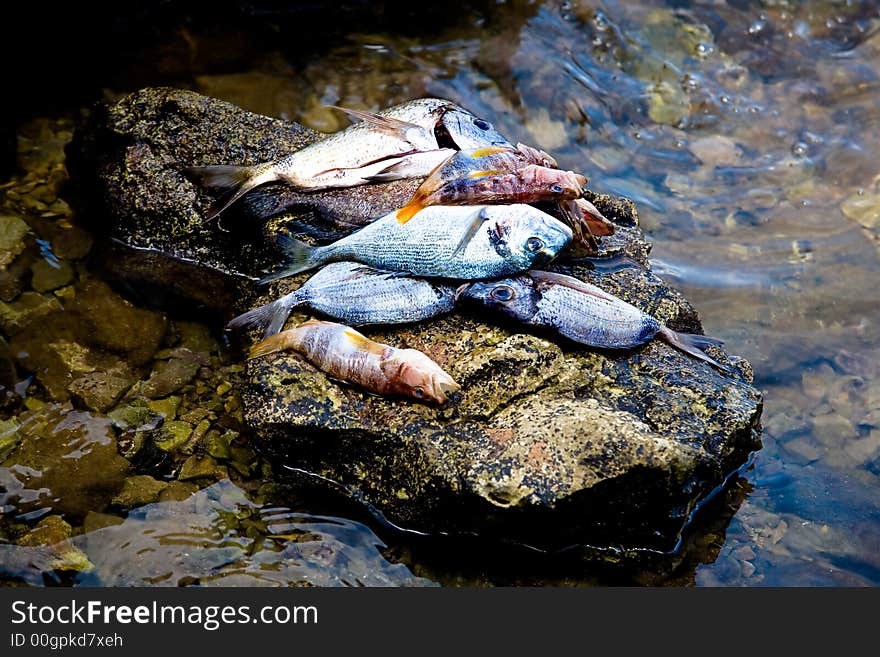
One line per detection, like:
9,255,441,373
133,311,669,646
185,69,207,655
490,285,515,302
413,387,425,398
526,236,545,252
473,118,491,131
543,159,553,167
550,184,564,193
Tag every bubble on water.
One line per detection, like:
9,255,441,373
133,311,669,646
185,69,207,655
681,73,700,93
748,18,768,36
794,20,812,39
792,141,809,157
695,42,715,58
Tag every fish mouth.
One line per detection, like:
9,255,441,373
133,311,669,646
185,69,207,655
430,375,461,404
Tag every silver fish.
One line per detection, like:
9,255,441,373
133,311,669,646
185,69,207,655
458,270,729,371
228,262,457,338
260,204,572,283
249,319,460,404
186,98,511,218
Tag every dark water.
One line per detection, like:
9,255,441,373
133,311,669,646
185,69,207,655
2,0,880,586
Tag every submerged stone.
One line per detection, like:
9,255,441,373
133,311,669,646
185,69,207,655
0,291,62,334
112,475,169,509
1,403,129,520
67,87,764,558
30,258,74,292
0,215,30,270
140,359,200,399
68,366,137,412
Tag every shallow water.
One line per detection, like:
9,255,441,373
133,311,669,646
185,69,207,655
2,0,880,586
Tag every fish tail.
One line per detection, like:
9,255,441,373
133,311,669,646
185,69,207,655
658,327,732,372
226,291,304,338
248,332,292,360
185,163,279,219
395,203,423,224
259,235,324,285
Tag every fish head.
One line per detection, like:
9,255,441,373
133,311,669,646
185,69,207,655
381,349,460,404
435,105,512,150
518,166,585,200
515,142,559,168
457,276,539,322
484,205,572,269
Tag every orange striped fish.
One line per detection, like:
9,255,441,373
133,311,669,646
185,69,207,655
249,319,460,404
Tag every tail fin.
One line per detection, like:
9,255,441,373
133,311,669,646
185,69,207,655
658,327,732,372
258,234,322,284
226,291,303,338
185,163,279,219
248,332,290,360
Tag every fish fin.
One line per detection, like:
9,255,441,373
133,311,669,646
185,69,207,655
248,332,289,360
527,270,617,301
516,142,558,168
657,327,732,372
575,199,616,237
450,207,490,258
363,157,427,183
327,105,425,139
226,295,300,338
346,264,386,279
567,254,645,274
185,163,279,219
471,146,513,158
349,265,409,280
258,235,320,285
342,327,388,356
395,203,424,223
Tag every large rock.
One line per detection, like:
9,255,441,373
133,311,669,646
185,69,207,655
67,87,763,557
246,221,763,554
66,86,424,312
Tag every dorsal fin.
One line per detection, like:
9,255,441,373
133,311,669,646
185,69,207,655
327,105,426,140
342,327,389,356
528,270,617,301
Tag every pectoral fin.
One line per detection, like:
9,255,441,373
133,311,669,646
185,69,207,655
363,149,455,184
451,207,491,258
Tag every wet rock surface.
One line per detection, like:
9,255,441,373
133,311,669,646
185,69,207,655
65,87,764,556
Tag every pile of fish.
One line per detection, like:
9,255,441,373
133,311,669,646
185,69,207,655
190,98,728,404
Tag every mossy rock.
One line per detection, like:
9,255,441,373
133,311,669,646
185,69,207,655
66,87,764,557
